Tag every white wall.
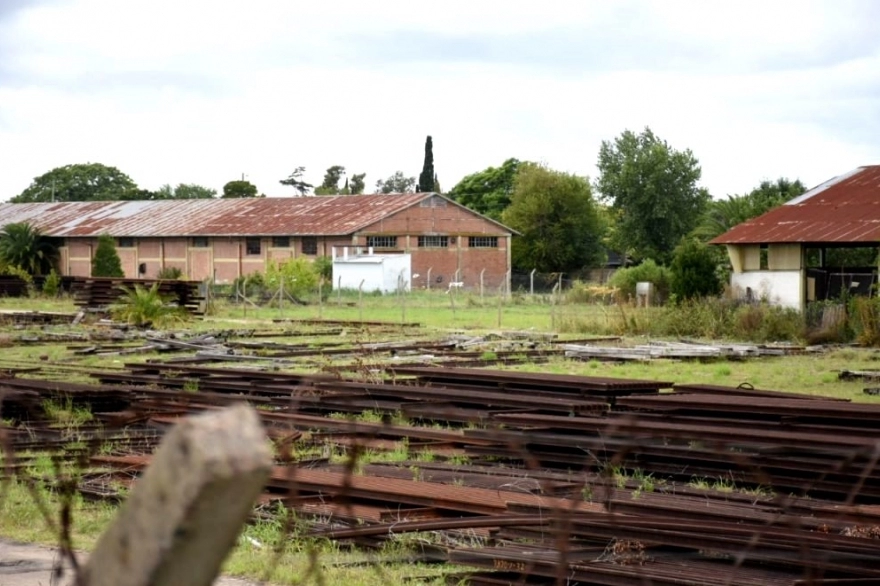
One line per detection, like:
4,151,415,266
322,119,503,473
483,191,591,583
731,271,802,311
332,254,412,293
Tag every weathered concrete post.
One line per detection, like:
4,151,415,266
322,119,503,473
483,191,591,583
78,405,271,586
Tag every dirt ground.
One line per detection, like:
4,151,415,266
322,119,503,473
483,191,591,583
0,539,258,586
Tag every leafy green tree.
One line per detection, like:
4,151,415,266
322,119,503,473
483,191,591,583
0,222,58,275
12,163,139,202
501,163,605,273
670,238,722,300
314,165,346,195
448,158,521,220
596,127,710,264
222,180,259,198
92,234,125,277
694,177,806,241
375,171,416,194
147,183,216,200
418,135,435,193
349,173,366,194
279,166,313,196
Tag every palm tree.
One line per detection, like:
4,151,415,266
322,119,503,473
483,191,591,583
0,222,59,275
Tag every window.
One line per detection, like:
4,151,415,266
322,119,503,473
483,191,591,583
366,236,398,249
302,236,318,255
245,237,261,255
468,236,498,248
117,237,135,248
272,236,290,248
192,236,209,248
418,235,448,248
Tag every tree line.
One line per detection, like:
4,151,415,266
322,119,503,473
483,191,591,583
5,129,806,293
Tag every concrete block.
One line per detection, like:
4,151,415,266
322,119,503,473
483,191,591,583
79,405,271,586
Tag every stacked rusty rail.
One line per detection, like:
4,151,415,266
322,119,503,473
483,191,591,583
69,276,205,314
2,365,880,584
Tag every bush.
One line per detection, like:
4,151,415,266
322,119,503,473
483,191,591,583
669,238,722,300
92,234,124,277
565,280,617,304
264,258,319,301
608,259,671,302
157,266,184,280
109,283,188,328
313,256,333,283
42,269,62,297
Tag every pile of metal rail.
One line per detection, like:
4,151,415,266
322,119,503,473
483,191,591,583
2,363,879,585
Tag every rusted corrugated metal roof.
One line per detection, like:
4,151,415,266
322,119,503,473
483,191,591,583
0,194,445,237
711,166,880,244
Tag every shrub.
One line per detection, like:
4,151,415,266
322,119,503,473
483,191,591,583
264,258,319,301
313,256,333,283
157,266,184,280
42,269,62,297
109,283,188,328
565,280,617,304
849,296,880,346
669,238,722,300
608,260,671,302
92,234,124,277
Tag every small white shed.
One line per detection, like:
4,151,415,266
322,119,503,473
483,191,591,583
331,247,412,293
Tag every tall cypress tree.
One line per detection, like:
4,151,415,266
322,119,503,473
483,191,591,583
418,135,435,193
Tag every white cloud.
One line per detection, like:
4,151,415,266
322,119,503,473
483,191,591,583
1,0,879,201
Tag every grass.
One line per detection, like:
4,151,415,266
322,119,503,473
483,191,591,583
4,292,880,583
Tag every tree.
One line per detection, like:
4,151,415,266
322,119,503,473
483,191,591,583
279,166,313,196
501,163,605,273
349,173,366,195
670,238,722,300
418,135,435,192
433,173,441,193
12,163,139,202
171,183,217,199
92,234,125,277
222,180,259,198
0,222,58,275
448,158,521,220
314,165,346,195
147,183,217,200
596,127,710,264
375,171,416,194
694,177,806,241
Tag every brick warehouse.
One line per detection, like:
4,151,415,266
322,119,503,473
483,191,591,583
0,193,514,290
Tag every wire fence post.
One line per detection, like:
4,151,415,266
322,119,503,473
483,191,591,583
449,283,456,324
318,278,323,319
337,276,342,305
480,268,486,303
426,267,432,291
497,279,504,327
358,279,365,322
551,282,560,330
530,268,536,296
398,272,407,325
278,278,284,319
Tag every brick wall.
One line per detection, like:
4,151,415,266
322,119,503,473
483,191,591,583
358,199,511,290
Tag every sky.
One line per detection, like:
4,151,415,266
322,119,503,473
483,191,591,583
1,0,879,201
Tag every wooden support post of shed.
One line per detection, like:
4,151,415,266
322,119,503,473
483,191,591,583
78,404,271,586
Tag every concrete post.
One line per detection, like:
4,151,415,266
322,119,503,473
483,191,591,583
79,405,271,586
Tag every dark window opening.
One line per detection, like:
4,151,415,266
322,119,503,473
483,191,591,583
760,245,768,270
272,236,291,248
366,235,398,248
192,236,209,248
117,237,135,248
468,236,498,248
418,235,449,248
302,236,318,255
246,237,262,255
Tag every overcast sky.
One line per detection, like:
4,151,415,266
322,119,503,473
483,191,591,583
1,0,878,201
